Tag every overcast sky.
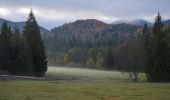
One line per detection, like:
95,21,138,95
0,0,169,29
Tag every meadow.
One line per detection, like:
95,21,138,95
0,66,170,100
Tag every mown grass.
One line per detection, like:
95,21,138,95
0,66,170,100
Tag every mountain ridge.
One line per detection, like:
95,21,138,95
0,18,49,35
112,19,153,27
45,19,144,53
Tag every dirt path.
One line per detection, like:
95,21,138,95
0,74,80,83
0,75,45,80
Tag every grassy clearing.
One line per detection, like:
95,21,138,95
46,66,146,81
0,66,170,100
1,80,170,100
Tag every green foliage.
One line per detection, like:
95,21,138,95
166,27,170,68
96,52,104,68
104,46,114,69
46,19,141,53
63,48,86,65
0,21,12,71
23,10,47,77
45,19,148,72
86,57,95,68
14,40,33,76
0,10,47,77
63,54,70,64
146,12,170,82
142,23,151,69
0,22,34,76
9,28,33,75
87,48,104,63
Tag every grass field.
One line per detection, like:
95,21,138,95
0,66,170,100
46,66,146,81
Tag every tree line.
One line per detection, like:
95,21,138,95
0,10,47,77
46,13,170,82
144,12,170,82
0,11,169,81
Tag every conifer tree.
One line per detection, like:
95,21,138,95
8,27,33,75
142,23,152,78
10,27,21,74
15,38,33,75
23,9,47,77
163,24,170,81
104,46,114,69
0,21,12,71
143,23,150,53
146,12,169,81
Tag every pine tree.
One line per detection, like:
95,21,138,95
23,9,47,77
0,21,12,71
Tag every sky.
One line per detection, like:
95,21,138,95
0,0,169,29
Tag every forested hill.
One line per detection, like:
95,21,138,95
44,18,170,67
0,18,49,35
1,18,169,52
113,19,153,27
45,19,143,53
163,20,170,28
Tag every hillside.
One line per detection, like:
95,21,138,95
45,19,143,53
163,20,170,29
0,18,49,35
113,19,153,27
1,18,170,55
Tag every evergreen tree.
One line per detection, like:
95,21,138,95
9,27,21,74
0,21,12,71
15,39,33,75
104,46,114,69
146,12,169,81
23,9,47,77
142,23,152,78
163,24,170,80
8,27,33,75
143,23,150,55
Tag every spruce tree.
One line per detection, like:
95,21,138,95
0,21,12,71
8,27,33,75
164,24,170,81
143,23,150,53
142,23,152,79
10,27,21,74
23,9,47,77
15,38,33,76
146,12,169,81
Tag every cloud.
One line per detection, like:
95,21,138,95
0,0,170,29
0,8,10,16
0,7,121,29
